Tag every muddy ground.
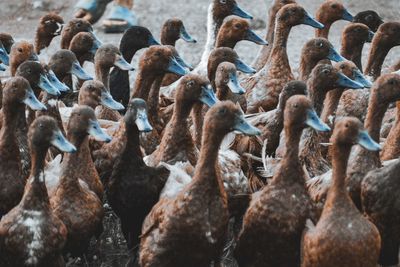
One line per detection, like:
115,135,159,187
0,0,399,266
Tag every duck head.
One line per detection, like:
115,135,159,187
138,45,187,76
9,41,39,76
161,18,196,45
285,95,330,132
353,10,384,32
35,13,64,54
343,23,374,45
2,77,46,111
29,116,76,154
316,0,353,24
16,61,60,96
277,80,308,110
213,0,253,22
176,74,218,108
334,61,372,88
277,4,324,29
69,31,102,63
372,22,400,48
216,16,267,47
208,47,255,84
372,73,400,105
79,80,124,110
205,101,260,137
0,33,15,54
60,18,100,49
125,98,153,132
331,117,381,151
215,62,245,95
310,63,364,90
95,44,135,71
302,38,345,64
68,105,112,142
43,64,70,93
119,26,160,61
49,49,92,81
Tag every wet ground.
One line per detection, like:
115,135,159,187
0,0,399,266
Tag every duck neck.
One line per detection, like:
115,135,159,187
200,3,222,64
365,39,390,80
161,35,177,46
216,84,230,100
365,91,388,142
271,21,291,51
299,56,321,82
147,75,164,126
131,70,158,100
122,122,145,166
0,102,22,143
34,30,52,54
95,64,111,89
321,88,345,123
307,79,328,116
192,103,204,148
341,40,364,70
215,34,237,49
315,22,331,39
325,142,352,205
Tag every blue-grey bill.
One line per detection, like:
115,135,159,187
305,109,331,132
51,130,77,153
357,130,381,151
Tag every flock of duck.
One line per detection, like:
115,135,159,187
0,0,400,266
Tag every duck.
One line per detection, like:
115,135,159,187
0,32,15,54
340,23,374,71
381,101,400,161
69,31,102,66
235,95,330,267
300,63,363,177
60,18,99,49
109,26,160,107
214,62,246,106
315,0,353,39
235,80,307,191
139,101,260,267
94,44,134,121
252,0,296,71
0,77,46,218
106,98,169,262
146,74,216,168
336,22,400,123
353,10,384,32
302,117,381,267
34,13,64,55
308,73,400,208
9,41,39,76
50,106,111,256
0,116,75,267
0,45,9,67
362,105,400,267
298,37,345,81
243,3,324,114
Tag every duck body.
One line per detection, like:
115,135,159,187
302,117,381,267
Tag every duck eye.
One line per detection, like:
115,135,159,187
323,69,330,75
219,107,227,115
340,64,345,69
77,22,81,27
219,0,226,4
187,81,194,87
389,80,395,85
18,48,23,53
345,123,349,128
317,42,323,47
331,4,338,9
235,24,241,29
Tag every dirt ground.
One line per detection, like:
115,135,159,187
0,0,399,266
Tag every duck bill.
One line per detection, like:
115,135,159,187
357,130,381,151
23,88,47,111
71,61,93,80
199,84,218,107
231,3,253,19
90,36,102,55
302,12,324,29
135,108,153,132
305,109,331,132
39,74,61,96
0,63,6,71
88,119,112,142
0,48,9,66
114,54,135,71
180,26,196,43
51,130,77,153
353,69,372,88
244,29,268,45
101,90,125,110
175,54,193,71
336,72,364,89
342,9,354,22
327,47,346,62
167,57,188,76
29,52,40,62
233,114,261,136
227,72,246,95
148,35,161,46
47,70,70,92
235,59,256,74
367,30,374,43
54,22,64,36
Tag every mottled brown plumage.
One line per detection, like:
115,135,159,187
60,18,93,49
34,13,64,54
9,41,38,76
